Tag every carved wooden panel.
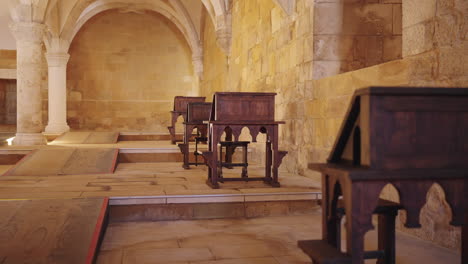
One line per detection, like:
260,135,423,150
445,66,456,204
187,102,212,123
173,96,205,112
211,92,276,122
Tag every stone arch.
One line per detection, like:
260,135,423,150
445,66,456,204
379,182,400,203
66,8,195,131
209,0,227,17
59,0,202,59
201,0,216,25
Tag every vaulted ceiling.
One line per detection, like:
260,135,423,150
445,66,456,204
7,0,233,56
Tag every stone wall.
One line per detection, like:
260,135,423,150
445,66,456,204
201,0,315,171
67,10,195,132
200,0,466,250
200,12,228,98
303,59,410,169
313,0,402,79
403,0,467,87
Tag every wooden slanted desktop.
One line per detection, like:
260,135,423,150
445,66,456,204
168,96,205,144
300,87,468,264
177,102,212,169
201,92,287,189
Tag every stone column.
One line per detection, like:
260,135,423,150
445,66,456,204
10,22,47,145
45,53,70,134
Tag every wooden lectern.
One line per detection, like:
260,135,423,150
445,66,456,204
300,87,468,264
178,102,212,169
202,92,288,189
168,96,205,144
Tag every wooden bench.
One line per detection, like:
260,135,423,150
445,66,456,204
218,141,249,179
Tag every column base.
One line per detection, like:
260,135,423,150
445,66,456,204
13,133,47,145
45,123,70,134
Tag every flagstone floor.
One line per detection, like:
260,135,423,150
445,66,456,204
98,210,460,264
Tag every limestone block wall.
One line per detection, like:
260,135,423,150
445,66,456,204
313,0,402,79
403,0,467,86
67,10,194,132
200,0,316,171
200,0,466,250
201,13,228,98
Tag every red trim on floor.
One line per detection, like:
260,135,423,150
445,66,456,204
2,149,38,176
85,197,109,264
109,149,119,174
113,132,120,144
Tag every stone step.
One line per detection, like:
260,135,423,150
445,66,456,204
108,195,321,222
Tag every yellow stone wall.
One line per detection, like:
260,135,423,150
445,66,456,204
200,0,466,250
313,0,403,79
67,10,194,132
200,13,228,98
201,0,316,170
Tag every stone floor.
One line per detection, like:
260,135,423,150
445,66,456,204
98,211,460,264
0,136,319,201
0,134,461,263
0,162,319,201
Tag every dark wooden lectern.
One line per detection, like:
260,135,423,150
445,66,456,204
202,92,288,189
177,102,212,169
168,96,205,144
300,87,468,264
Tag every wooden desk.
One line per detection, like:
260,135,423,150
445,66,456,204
202,92,287,189
168,96,205,144
305,87,468,264
0,198,109,264
178,102,212,169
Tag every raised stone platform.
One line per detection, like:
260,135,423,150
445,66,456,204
0,133,320,205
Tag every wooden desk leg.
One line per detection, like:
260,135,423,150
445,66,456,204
207,127,220,189
181,125,191,169
322,174,341,249
271,126,280,187
169,113,178,144
346,182,385,264
242,144,248,179
463,222,467,264
377,210,397,264
265,141,272,183
225,145,235,169
179,143,189,169
219,143,224,180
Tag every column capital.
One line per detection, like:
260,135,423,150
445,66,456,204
46,53,70,67
215,14,232,54
9,22,46,43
